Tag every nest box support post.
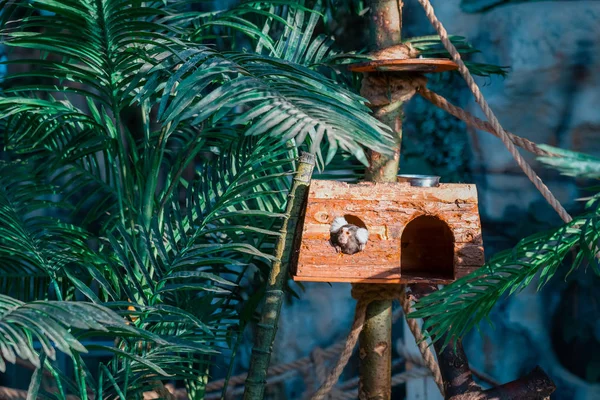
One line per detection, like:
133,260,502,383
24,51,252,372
360,1,403,399
364,0,403,183
243,152,315,400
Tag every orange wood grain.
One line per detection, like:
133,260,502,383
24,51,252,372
291,180,485,284
348,58,459,73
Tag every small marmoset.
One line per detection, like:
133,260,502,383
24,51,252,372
329,216,369,255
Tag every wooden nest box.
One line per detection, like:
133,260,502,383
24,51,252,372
291,177,484,284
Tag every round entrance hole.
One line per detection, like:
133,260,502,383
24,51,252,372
401,215,454,281
343,214,367,229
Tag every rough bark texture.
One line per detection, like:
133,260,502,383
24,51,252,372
292,180,484,283
359,300,393,400
243,153,315,400
358,2,405,398
364,0,404,183
367,0,403,49
360,73,427,107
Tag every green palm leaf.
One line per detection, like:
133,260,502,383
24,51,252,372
137,45,394,167
411,204,600,348
0,294,135,371
538,144,600,179
0,161,101,300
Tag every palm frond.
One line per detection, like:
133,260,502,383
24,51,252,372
404,35,509,77
0,98,123,229
0,294,135,372
267,0,366,94
0,0,182,103
0,160,101,299
313,150,366,182
538,144,600,179
153,134,294,315
168,1,365,92
0,0,183,230
137,45,394,167
411,204,600,348
173,0,317,52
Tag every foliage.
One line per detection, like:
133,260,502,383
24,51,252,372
411,148,600,348
0,0,393,397
537,145,600,179
405,35,510,78
0,293,135,372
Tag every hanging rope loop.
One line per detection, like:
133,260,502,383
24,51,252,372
415,0,572,224
311,284,444,400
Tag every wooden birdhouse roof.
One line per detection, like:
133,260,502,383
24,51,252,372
290,180,484,284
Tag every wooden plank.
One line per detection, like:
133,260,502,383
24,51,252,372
295,242,482,268
301,223,480,244
292,275,454,285
296,263,400,279
455,243,485,265
307,180,478,203
300,239,399,264
304,200,478,225
292,180,485,283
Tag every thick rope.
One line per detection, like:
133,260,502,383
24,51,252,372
311,284,445,400
311,298,369,400
204,340,438,398
398,286,445,395
186,304,494,400
415,0,572,224
418,87,558,158
205,341,347,393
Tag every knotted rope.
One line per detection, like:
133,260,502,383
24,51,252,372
205,342,348,393
398,287,444,393
311,284,444,400
415,0,572,224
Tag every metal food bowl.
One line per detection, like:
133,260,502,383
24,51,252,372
397,174,441,187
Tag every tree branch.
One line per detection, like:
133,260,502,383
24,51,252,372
408,284,556,400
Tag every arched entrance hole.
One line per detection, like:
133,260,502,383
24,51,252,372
401,215,454,281
343,214,367,229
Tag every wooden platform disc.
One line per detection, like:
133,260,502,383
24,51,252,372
348,58,458,73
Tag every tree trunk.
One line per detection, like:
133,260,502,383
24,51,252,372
243,152,315,400
360,1,404,399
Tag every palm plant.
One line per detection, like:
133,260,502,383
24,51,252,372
0,0,395,397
